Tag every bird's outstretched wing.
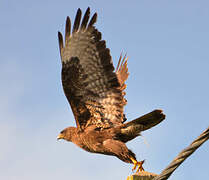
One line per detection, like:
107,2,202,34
58,8,128,130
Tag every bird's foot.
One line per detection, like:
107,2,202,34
131,158,145,173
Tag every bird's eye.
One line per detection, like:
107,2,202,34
60,130,64,134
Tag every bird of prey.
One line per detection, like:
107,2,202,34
57,8,165,173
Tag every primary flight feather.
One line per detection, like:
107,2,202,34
57,8,165,172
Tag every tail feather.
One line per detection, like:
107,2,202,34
119,110,165,142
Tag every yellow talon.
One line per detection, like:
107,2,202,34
130,157,145,173
136,160,145,172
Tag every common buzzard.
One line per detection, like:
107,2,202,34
57,8,165,172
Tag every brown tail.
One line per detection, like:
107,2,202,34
119,110,165,143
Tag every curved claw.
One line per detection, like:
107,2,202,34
130,158,145,173
132,163,137,171
136,160,145,173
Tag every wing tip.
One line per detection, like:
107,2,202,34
73,8,82,33
87,7,90,12
81,7,91,29
58,31,63,46
116,53,129,72
66,16,71,28
65,16,71,43
88,12,97,27
58,31,64,57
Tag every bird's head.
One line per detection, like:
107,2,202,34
57,127,76,142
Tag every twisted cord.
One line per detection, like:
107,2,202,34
153,126,209,180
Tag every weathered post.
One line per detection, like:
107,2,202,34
127,171,158,180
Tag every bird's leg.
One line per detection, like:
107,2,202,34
130,157,145,173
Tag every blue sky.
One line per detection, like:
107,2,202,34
0,0,209,179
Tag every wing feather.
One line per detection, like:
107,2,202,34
116,53,129,91
73,8,82,33
58,32,64,58
58,8,128,130
81,7,90,29
65,16,71,45
88,13,97,27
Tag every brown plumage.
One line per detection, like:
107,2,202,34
57,8,165,172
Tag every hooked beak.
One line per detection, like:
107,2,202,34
57,133,64,140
